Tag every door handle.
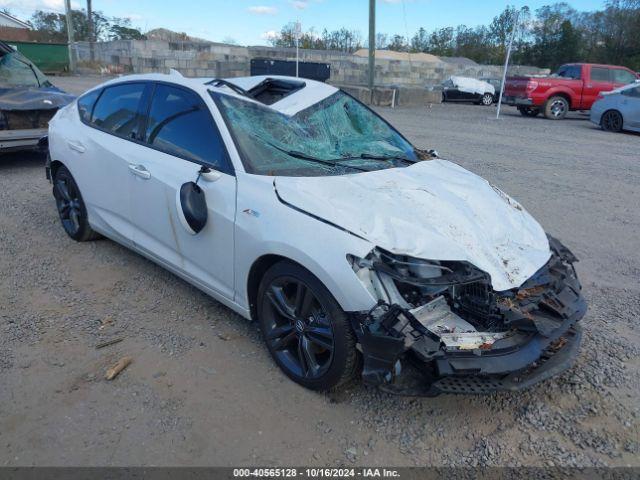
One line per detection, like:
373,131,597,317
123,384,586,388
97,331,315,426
128,164,151,180
67,141,86,153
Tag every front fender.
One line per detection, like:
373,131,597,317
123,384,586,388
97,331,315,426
234,173,377,313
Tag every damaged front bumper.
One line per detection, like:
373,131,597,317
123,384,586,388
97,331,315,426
349,237,587,396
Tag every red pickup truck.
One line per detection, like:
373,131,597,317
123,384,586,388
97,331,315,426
503,63,640,119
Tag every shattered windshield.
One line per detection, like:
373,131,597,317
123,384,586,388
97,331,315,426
0,52,50,88
213,90,418,176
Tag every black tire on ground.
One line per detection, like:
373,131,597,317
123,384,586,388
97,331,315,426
481,93,494,106
52,165,101,242
544,96,569,120
518,106,540,117
257,260,360,391
441,92,446,103
600,110,624,133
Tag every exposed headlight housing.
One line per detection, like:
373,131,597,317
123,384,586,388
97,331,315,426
348,248,489,309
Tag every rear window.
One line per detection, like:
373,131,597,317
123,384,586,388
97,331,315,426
91,83,146,138
556,65,581,80
591,67,611,82
77,89,101,123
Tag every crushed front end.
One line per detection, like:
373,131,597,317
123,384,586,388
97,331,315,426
348,236,587,395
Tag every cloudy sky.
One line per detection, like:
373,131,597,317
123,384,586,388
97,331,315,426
1,0,606,45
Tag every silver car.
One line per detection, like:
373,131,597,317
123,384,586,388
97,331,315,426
590,82,640,133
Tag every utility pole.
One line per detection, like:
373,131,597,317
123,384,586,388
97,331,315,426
87,0,95,61
65,0,76,73
496,9,520,120
368,0,375,95
295,20,301,77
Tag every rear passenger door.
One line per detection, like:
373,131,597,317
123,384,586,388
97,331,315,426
72,82,151,244
128,83,237,299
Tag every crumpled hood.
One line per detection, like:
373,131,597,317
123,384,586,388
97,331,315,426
275,160,551,291
0,86,75,111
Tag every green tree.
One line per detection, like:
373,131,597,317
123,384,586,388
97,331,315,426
29,9,144,42
387,34,408,52
410,27,428,52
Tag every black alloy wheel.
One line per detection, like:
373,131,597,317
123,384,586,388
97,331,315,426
601,110,623,133
257,261,359,390
53,165,100,242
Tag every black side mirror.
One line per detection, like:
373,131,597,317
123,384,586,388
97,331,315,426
178,181,208,234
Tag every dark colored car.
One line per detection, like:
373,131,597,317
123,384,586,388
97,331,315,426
0,41,75,152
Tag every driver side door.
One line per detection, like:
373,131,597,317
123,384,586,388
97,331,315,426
128,82,237,300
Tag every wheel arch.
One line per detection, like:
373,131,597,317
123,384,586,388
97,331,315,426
245,246,375,321
247,254,291,321
601,108,624,126
545,90,572,108
49,159,66,179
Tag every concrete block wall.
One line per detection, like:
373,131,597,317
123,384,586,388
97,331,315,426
75,40,548,89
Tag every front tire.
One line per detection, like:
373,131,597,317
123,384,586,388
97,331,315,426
601,110,623,133
544,96,569,120
53,165,101,242
257,260,359,391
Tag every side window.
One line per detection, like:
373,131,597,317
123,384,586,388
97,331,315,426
591,67,611,82
91,83,146,139
612,69,637,84
145,84,228,171
77,89,101,123
622,86,640,98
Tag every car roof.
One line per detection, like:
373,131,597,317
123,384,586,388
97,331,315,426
562,63,634,70
91,72,339,116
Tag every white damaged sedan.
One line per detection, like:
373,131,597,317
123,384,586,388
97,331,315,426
46,73,586,395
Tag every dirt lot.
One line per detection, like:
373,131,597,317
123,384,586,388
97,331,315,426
0,76,638,467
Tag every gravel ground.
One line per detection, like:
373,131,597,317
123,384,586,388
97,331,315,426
0,76,638,467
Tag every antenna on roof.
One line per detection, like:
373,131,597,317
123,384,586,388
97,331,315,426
169,69,184,77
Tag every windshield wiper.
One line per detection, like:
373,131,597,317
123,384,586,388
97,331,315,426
257,136,370,172
339,153,415,164
358,153,414,163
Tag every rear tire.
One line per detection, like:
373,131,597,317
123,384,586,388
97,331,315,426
257,260,359,391
544,96,569,120
518,106,540,117
53,165,101,242
481,93,494,106
600,110,623,133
